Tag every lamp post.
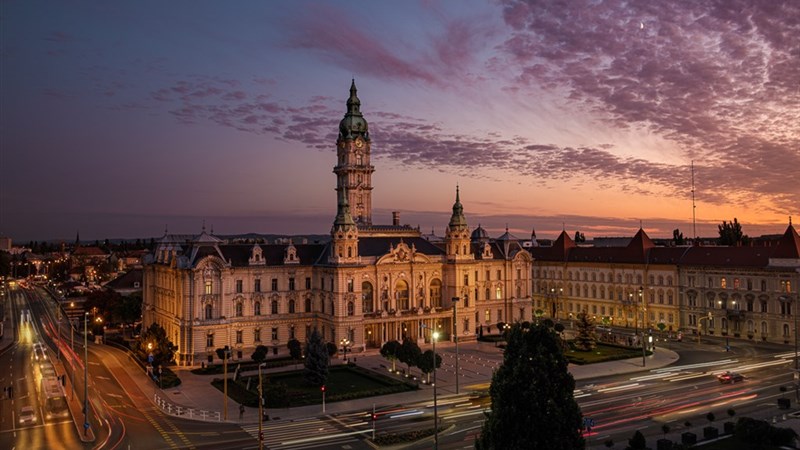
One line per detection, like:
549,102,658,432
340,338,350,363
223,346,230,420
258,362,266,450
83,312,89,436
451,297,460,395
432,330,440,450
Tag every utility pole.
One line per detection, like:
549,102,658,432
83,312,89,436
452,297,460,395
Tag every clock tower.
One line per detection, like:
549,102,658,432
334,80,374,226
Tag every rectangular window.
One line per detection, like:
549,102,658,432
305,277,311,290
289,277,295,291
205,281,212,295
708,277,714,288
497,308,502,322
517,269,521,279
236,330,243,344
347,279,354,292
495,287,502,299
668,313,673,323
486,270,490,281
747,279,753,290
271,328,278,341
254,279,261,292
206,334,214,348
290,326,296,339
254,328,261,342
688,276,695,287
497,270,502,280
761,280,767,291
485,309,490,323
321,278,325,290
733,278,740,290
721,278,727,289
464,273,469,286
463,318,469,333
235,280,243,293
271,278,278,291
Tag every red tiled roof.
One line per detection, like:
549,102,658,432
770,224,800,259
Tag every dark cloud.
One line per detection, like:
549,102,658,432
498,0,800,212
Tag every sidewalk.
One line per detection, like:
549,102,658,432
147,341,680,426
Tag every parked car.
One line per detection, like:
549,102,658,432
717,371,745,383
19,406,37,425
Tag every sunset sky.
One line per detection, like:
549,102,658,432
2,0,798,243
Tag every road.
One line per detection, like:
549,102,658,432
3,284,259,450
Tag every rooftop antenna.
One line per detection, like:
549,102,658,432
691,161,697,241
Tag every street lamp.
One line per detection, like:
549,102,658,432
432,330,440,450
83,312,89,436
451,297,460,395
223,346,230,420
340,338,351,363
258,362,267,450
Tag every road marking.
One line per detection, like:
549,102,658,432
96,376,111,380
107,393,123,398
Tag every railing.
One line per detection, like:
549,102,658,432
153,393,221,422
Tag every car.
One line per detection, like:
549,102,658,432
19,406,37,425
717,371,745,383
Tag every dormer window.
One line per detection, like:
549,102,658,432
249,245,265,265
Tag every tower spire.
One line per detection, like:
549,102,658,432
448,185,467,230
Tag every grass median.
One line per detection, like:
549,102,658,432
211,364,417,408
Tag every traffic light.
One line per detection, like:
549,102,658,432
259,431,264,441
321,385,326,392
372,413,378,421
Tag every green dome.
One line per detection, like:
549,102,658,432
338,79,369,140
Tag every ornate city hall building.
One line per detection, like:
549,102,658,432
142,81,533,366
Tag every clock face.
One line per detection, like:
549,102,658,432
355,138,364,148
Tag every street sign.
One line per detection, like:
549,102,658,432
583,417,595,427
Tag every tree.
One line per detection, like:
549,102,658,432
717,218,750,246
303,329,329,387
626,430,647,450
574,310,597,351
397,338,421,374
325,342,337,358
380,340,401,371
251,345,268,364
135,323,176,368
416,349,441,383
287,338,302,364
475,323,584,449
574,231,586,243
673,228,685,245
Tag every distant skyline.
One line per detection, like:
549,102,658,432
2,0,798,243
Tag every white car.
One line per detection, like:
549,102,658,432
19,406,37,425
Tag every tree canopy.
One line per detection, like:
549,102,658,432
718,218,750,246
574,310,597,351
416,349,441,383
303,329,329,387
397,338,422,373
135,322,176,368
380,340,401,371
476,322,584,450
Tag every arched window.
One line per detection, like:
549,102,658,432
288,300,296,314
495,286,502,299
396,279,409,310
305,297,312,313
254,301,261,316
235,302,243,317
347,301,355,316
362,281,374,313
430,279,442,308
271,300,279,315
204,304,213,320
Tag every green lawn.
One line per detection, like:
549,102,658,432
566,343,651,365
211,364,417,408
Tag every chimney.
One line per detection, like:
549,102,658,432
392,211,400,226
